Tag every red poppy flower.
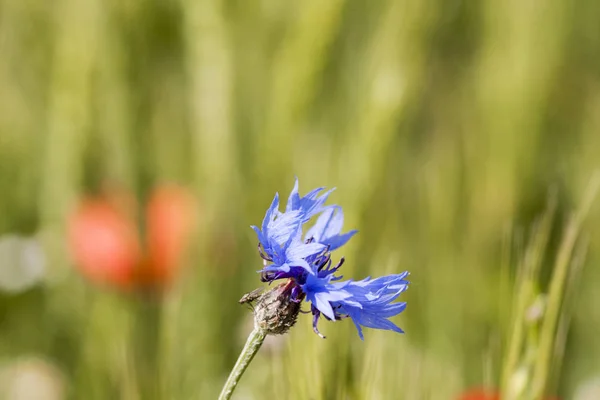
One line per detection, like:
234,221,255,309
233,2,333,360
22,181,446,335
458,389,500,400
68,185,195,290
458,388,558,400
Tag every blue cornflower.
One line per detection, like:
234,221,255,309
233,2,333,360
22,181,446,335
251,179,346,280
251,180,409,340
302,272,409,339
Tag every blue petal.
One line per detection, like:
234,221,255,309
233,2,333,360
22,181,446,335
345,306,404,333
367,302,407,318
259,266,308,281
285,178,300,213
263,263,290,273
315,273,410,339
262,193,280,233
268,210,302,245
313,292,336,320
284,179,332,221
351,319,365,340
250,225,266,248
286,242,327,261
306,207,342,241
306,207,357,251
325,230,358,251
268,241,287,265
301,274,356,319
290,259,314,275
297,188,334,221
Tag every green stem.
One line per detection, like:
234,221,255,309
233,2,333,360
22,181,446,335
132,296,162,400
218,327,267,400
529,174,600,399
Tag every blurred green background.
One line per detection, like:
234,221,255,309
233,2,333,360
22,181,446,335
1,0,600,399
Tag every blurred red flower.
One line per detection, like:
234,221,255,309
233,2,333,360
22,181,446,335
68,185,195,290
458,388,558,400
458,389,500,400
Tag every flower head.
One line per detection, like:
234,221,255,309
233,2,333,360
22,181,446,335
251,179,409,340
251,180,334,277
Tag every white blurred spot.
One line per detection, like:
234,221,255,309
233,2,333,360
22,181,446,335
0,356,65,400
525,294,546,323
574,375,600,400
506,366,528,399
0,235,46,293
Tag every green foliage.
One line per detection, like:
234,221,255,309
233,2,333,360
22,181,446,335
1,0,600,399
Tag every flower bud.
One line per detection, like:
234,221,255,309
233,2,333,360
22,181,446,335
253,280,304,335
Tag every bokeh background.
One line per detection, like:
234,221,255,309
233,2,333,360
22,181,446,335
1,0,600,399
